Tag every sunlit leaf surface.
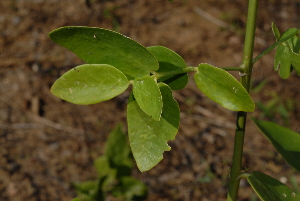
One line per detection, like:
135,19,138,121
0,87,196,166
51,64,129,105
194,63,254,112
49,26,158,78
127,83,180,171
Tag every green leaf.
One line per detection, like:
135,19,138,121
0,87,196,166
248,171,300,201
73,180,99,201
274,28,299,79
49,26,158,78
74,180,98,195
252,118,300,172
127,83,180,171
289,31,300,54
104,124,133,176
111,176,147,201
158,73,189,90
288,45,300,75
272,22,281,41
194,63,255,112
94,156,117,194
274,45,292,79
71,198,81,201
51,64,129,105
147,46,188,90
133,76,163,121
94,156,115,178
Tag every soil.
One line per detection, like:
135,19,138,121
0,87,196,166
0,0,300,201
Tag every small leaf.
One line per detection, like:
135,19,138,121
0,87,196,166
248,171,300,201
94,156,117,192
94,156,114,178
71,198,81,201
288,45,300,75
104,124,133,176
274,28,299,79
73,180,98,195
274,45,292,79
252,118,300,172
49,26,158,78
73,180,102,201
293,36,300,53
194,63,255,112
272,22,281,41
51,64,129,105
133,76,163,121
127,83,180,171
147,46,188,90
111,176,147,201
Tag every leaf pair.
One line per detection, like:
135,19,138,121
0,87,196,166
50,27,188,105
128,83,180,171
124,45,185,171
272,24,300,79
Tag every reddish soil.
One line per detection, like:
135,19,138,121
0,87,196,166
0,0,299,201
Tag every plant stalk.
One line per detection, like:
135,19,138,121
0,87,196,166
151,66,195,79
226,0,258,201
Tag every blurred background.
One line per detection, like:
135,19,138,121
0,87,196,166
0,0,299,200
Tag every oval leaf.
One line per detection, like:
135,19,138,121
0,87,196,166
127,83,180,171
147,46,188,90
51,64,129,105
133,76,163,121
49,26,158,78
252,118,300,172
194,63,255,112
248,171,300,201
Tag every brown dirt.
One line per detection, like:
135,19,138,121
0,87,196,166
0,0,300,201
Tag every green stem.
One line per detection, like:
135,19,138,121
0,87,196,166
252,29,299,64
226,0,258,201
151,66,243,80
151,66,195,79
